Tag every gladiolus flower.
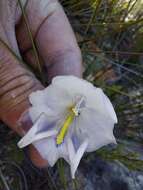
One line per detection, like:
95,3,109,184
18,76,117,178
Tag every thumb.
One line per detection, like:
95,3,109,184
0,39,49,167
0,0,49,168
0,39,42,134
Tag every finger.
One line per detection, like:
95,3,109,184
0,39,43,134
0,39,49,167
28,145,48,168
0,1,48,168
0,1,42,134
22,48,44,72
35,0,82,80
16,0,83,82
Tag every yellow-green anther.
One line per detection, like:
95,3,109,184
72,107,79,116
56,112,75,145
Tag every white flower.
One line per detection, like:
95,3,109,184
18,75,117,178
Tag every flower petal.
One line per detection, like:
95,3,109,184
67,138,76,161
34,138,72,167
52,75,94,88
29,105,54,123
52,75,95,97
29,84,73,115
70,139,88,179
57,141,70,164
45,85,73,113
95,88,117,123
18,113,57,148
84,88,117,123
76,108,116,152
52,76,117,124
29,90,47,106
34,137,59,167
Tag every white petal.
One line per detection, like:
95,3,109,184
76,108,116,152
52,76,117,124
96,88,117,123
67,138,76,161
29,90,47,106
29,105,54,123
57,141,70,164
34,137,59,167
34,136,71,166
29,85,72,116
52,75,94,89
85,88,117,123
32,130,57,142
70,139,88,179
18,113,57,148
18,126,36,148
44,85,73,113
52,75,95,97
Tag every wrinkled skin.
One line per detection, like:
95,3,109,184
0,0,82,167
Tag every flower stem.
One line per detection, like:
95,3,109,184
72,178,79,190
57,159,67,190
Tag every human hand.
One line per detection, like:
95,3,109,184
0,0,82,167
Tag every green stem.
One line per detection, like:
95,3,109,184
57,159,67,190
17,0,44,84
72,178,79,190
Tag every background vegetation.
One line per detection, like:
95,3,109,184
61,0,143,170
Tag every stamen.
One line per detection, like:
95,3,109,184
72,107,79,116
74,96,85,113
56,112,75,145
56,96,85,145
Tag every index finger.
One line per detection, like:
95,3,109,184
17,0,83,81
